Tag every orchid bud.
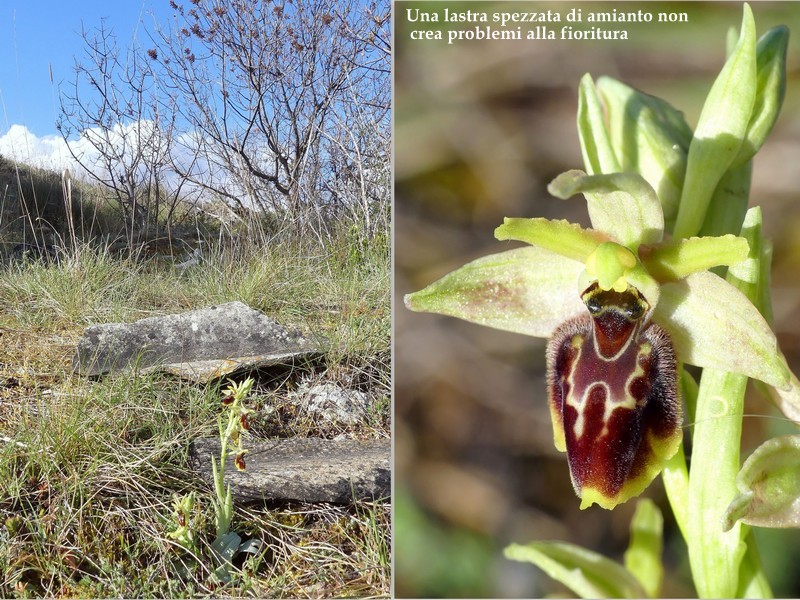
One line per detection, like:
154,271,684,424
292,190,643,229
597,76,692,224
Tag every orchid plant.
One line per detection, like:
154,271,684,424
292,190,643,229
168,377,258,584
405,5,800,597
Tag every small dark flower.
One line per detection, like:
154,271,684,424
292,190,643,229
222,394,234,406
234,452,247,471
240,412,251,430
147,48,158,60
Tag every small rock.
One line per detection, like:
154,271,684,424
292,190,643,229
188,436,390,503
72,302,321,382
293,382,369,425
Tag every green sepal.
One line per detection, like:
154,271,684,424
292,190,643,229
597,76,692,223
639,234,750,282
505,541,646,599
404,246,585,338
654,271,789,390
724,435,800,531
548,170,664,250
577,74,620,175
624,499,664,599
495,216,608,262
673,4,757,239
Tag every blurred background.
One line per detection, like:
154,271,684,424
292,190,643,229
394,1,800,597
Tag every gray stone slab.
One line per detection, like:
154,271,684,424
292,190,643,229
188,437,390,504
73,302,320,381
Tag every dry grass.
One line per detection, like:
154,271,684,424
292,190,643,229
0,231,390,597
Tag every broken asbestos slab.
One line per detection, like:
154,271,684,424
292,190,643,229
73,302,321,382
189,437,390,503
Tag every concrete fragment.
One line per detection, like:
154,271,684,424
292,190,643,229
188,437,390,503
73,302,320,382
292,382,369,425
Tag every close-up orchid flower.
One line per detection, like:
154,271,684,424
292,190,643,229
402,3,800,598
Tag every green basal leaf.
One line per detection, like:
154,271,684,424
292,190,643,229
577,74,620,175
404,246,585,338
547,170,664,250
731,25,789,169
724,435,800,530
654,271,789,390
495,216,607,262
624,499,664,599
640,234,750,282
505,541,646,599
597,76,692,224
673,4,757,239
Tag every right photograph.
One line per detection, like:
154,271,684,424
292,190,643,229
394,2,800,598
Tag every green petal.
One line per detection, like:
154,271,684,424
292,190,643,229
404,246,585,338
624,499,664,599
577,73,621,175
639,234,750,282
548,170,664,250
724,435,800,530
505,541,646,599
597,76,692,223
673,4,757,239
495,217,608,263
653,271,789,389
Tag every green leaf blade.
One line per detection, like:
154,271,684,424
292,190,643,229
624,499,664,598
505,541,646,599
673,4,757,239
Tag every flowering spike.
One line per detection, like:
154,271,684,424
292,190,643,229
547,282,681,509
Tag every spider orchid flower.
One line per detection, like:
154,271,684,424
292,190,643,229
405,169,798,510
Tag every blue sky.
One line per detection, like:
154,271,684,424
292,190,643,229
0,0,172,137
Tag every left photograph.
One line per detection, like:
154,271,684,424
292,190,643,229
0,0,390,596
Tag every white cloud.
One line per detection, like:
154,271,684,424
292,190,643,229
0,124,78,172
0,122,247,205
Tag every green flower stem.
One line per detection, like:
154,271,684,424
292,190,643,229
687,369,748,598
687,208,769,598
